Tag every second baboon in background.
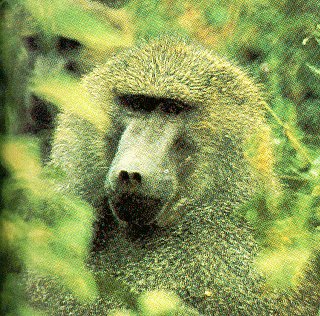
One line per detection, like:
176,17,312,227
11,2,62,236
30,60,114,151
26,37,320,315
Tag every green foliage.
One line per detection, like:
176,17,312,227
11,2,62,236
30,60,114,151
30,67,109,131
109,290,200,316
1,138,98,303
12,0,132,51
136,290,199,316
229,2,320,291
242,188,320,289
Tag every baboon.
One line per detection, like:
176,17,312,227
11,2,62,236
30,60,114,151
3,3,133,163
26,37,320,315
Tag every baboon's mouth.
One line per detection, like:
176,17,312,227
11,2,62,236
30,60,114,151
109,193,162,226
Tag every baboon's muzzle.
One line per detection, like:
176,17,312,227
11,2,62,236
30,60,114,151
106,115,179,226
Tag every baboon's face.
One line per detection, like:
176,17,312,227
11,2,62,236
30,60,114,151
105,94,198,227
84,38,265,229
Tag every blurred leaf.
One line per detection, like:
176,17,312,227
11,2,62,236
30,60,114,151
1,138,98,302
306,63,320,77
14,0,133,51
31,71,109,132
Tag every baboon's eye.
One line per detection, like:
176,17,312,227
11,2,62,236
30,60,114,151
159,100,190,115
115,94,158,112
56,36,82,53
23,35,40,52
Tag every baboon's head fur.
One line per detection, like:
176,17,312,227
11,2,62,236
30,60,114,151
56,37,272,231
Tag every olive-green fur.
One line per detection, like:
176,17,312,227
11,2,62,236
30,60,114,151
27,37,320,315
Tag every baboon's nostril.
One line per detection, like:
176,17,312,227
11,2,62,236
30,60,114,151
119,170,130,182
118,171,142,185
132,172,142,183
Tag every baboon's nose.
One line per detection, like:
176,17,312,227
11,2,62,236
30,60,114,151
118,170,142,185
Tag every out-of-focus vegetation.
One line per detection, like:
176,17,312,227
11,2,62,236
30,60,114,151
1,0,320,315
1,138,98,314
